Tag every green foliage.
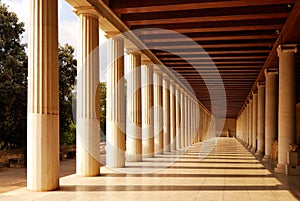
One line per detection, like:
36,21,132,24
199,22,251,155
59,44,77,145
99,82,107,141
0,2,27,150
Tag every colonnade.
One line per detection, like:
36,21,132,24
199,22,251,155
236,44,298,173
27,2,214,191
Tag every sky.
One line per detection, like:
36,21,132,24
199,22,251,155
2,0,110,80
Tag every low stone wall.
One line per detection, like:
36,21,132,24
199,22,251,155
0,149,25,168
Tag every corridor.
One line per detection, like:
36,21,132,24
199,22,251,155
1,137,299,201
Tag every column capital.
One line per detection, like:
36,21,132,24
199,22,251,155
105,31,122,38
142,59,153,66
277,44,297,57
125,48,142,56
74,6,100,19
252,91,258,96
257,82,265,88
264,68,278,76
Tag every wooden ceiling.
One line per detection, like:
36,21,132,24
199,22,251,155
108,0,300,118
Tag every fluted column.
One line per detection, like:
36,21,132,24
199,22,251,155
170,82,176,151
163,77,170,152
76,7,100,176
187,97,191,145
106,36,126,168
175,85,181,149
142,62,154,158
27,0,59,191
256,82,265,156
263,69,278,161
248,99,253,148
180,90,185,148
154,71,164,154
275,44,297,173
184,94,188,146
252,91,258,152
126,52,142,161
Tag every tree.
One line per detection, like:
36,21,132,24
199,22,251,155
59,44,77,145
99,82,106,141
0,2,27,150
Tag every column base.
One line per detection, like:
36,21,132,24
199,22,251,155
250,147,256,153
126,153,142,162
274,163,285,173
143,153,154,158
255,151,264,157
262,155,271,162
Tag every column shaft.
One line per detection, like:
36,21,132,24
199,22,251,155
252,92,258,152
142,64,154,158
256,83,265,156
126,53,142,161
264,70,278,161
76,8,100,176
276,44,297,172
163,78,170,152
184,95,188,146
106,37,126,167
154,72,163,154
27,0,59,191
175,86,181,149
180,91,185,147
170,83,176,150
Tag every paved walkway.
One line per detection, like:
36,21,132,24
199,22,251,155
1,138,300,201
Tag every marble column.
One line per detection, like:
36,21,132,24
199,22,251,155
187,97,191,145
256,83,265,156
263,69,278,161
175,85,181,149
154,71,164,154
170,82,176,151
142,62,154,158
248,99,253,148
163,77,171,152
106,36,126,168
76,7,100,176
252,91,258,152
275,44,297,173
180,91,186,148
125,52,142,161
27,0,59,191
184,94,188,146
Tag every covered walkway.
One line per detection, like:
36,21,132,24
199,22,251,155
1,138,299,201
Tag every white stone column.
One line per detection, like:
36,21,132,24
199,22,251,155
187,97,191,145
256,82,265,156
180,90,185,148
175,85,181,149
142,62,154,158
252,91,258,152
248,99,253,149
163,77,171,152
106,36,126,168
275,44,297,173
170,82,176,151
263,69,278,161
154,71,164,154
126,52,142,161
184,94,188,146
27,0,59,191
76,7,100,176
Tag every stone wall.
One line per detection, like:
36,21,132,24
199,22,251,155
215,118,236,137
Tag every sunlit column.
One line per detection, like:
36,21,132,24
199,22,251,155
170,82,176,151
106,36,126,168
75,7,100,176
163,77,171,152
126,51,142,161
184,94,188,146
263,69,278,161
142,61,154,158
252,91,258,152
180,90,185,148
154,71,164,154
175,85,181,149
256,82,265,156
275,44,297,173
27,0,59,191
248,99,253,149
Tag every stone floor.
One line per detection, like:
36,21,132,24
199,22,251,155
1,137,300,201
